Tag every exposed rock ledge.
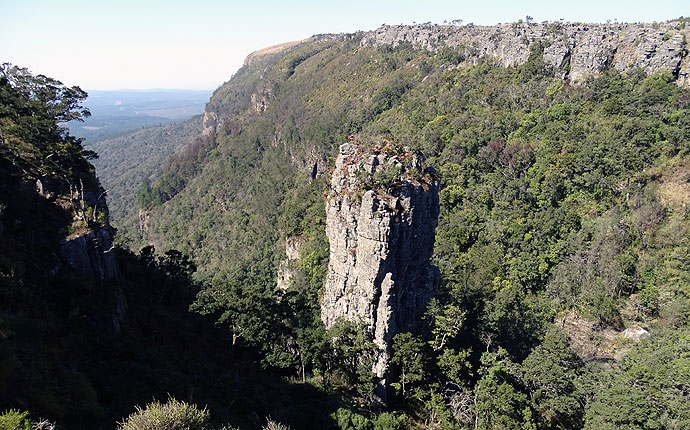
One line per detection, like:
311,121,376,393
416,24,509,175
321,142,440,398
361,21,690,86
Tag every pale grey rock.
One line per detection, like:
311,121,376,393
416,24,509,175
623,326,650,342
139,209,152,233
202,111,218,136
251,87,273,113
361,22,690,86
277,235,307,290
59,225,124,333
35,178,56,200
60,223,124,333
321,143,439,397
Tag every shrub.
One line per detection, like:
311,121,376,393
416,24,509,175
0,410,33,430
263,418,291,430
372,165,403,191
117,398,210,430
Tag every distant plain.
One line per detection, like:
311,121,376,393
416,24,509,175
66,89,212,141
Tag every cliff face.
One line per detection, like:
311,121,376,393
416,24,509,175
321,142,440,388
60,228,119,282
52,184,126,333
362,21,689,85
0,172,126,334
55,184,120,286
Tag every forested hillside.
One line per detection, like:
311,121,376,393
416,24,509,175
2,18,690,430
129,20,690,429
85,115,202,230
0,64,337,430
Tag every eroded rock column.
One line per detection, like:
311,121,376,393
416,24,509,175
321,142,440,394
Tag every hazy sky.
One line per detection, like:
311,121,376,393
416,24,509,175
1,0,687,90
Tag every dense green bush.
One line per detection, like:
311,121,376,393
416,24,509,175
118,398,209,430
0,410,33,430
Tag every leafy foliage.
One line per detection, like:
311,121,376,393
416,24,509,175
118,398,209,430
0,63,94,182
0,410,34,430
584,329,690,429
390,333,425,401
114,34,690,428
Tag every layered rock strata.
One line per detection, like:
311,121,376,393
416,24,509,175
361,21,690,85
321,142,440,393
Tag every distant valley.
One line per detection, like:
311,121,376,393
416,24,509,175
66,89,212,141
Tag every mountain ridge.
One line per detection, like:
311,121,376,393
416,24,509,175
361,21,689,85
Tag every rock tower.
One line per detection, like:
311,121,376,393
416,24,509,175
321,142,440,396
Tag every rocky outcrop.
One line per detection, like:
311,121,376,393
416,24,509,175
277,235,307,290
321,142,440,396
50,180,125,333
623,326,650,342
202,111,218,137
251,87,273,113
59,226,119,284
361,21,689,85
139,208,152,233
58,220,125,334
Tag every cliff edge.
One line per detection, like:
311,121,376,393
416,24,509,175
362,21,690,86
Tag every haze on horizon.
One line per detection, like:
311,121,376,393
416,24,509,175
1,0,687,91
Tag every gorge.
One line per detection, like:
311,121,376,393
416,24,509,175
3,16,690,430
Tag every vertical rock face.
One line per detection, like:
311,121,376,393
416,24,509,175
57,189,125,333
59,226,119,284
361,22,690,86
321,142,440,386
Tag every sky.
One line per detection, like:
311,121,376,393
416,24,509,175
1,0,688,91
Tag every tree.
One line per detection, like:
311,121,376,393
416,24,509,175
0,63,94,181
193,279,292,369
584,329,690,430
325,319,378,402
390,332,425,402
0,410,34,430
474,349,534,430
521,328,585,429
427,301,466,352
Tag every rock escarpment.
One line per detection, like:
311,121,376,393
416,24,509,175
362,21,690,85
321,142,440,393
59,226,119,285
55,186,125,333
